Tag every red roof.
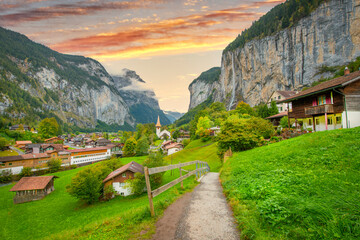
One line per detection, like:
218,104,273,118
103,161,144,183
277,91,297,98
164,143,183,150
67,147,109,153
10,176,57,191
15,141,32,145
281,70,360,102
266,112,288,119
0,153,50,162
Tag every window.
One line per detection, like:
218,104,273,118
315,119,320,125
327,117,333,125
120,183,125,187
278,96,281,100
336,116,342,124
308,119,312,125
280,107,283,111
9,163,12,166
318,95,326,105
122,173,126,177
120,192,124,196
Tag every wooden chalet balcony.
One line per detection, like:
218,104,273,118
305,104,334,115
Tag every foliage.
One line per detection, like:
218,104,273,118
217,116,274,155
182,139,190,148
189,67,221,87
0,137,9,150
103,185,116,201
195,116,213,141
254,102,270,118
135,136,149,156
47,158,62,173
224,0,326,52
67,164,112,204
143,152,165,188
268,100,279,116
0,169,12,183
236,101,255,116
127,172,146,196
280,116,289,128
38,118,61,139
20,167,33,177
221,127,360,239
172,129,180,140
123,137,137,157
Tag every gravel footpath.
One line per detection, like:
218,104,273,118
152,172,239,240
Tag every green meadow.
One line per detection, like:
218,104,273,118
0,155,202,240
221,127,360,239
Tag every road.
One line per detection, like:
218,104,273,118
9,146,24,155
151,172,240,240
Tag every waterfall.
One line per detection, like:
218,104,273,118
228,52,236,111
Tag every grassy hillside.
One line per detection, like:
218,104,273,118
221,128,360,239
0,156,198,240
165,139,222,172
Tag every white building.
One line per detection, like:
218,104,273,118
156,116,171,139
267,91,297,112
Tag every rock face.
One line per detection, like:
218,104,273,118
189,0,360,110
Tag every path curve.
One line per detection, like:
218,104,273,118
152,172,239,240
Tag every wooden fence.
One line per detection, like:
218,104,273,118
144,160,210,216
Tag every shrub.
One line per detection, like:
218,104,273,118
103,185,116,201
182,139,190,147
20,167,33,177
47,158,62,173
0,137,9,151
70,164,77,169
0,169,12,183
123,137,137,157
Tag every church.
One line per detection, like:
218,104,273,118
156,116,171,139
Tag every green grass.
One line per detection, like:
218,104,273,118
0,156,198,240
220,127,360,239
0,150,18,157
165,139,222,172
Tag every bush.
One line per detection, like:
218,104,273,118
182,139,190,147
47,158,62,173
123,137,137,157
20,167,33,177
103,185,116,201
70,164,77,169
0,169,12,183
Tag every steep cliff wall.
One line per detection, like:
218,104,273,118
189,0,360,110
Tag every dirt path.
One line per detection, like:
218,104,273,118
151,172,239,240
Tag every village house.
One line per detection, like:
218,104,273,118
84,139,95,148
209,126,221,136
164,142,184,155
156,116,171,139
280,69,360,131
14,141,32,150
67,147,111,165
10,176,57,204
0,150,71,174
103,161,144,196
266,112,288,127
95,138,112,147
9,124,31,131
25,144,65,154
177,130,190,142
267,91,297,112
44,137,63,144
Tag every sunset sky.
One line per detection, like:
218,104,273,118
0,0,284,112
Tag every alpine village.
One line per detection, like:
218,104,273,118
0,0,360,240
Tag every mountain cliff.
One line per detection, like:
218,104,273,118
188,0,360,110
0,26,168,130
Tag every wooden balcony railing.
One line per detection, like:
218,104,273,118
305,104,334,115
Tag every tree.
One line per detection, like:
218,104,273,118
67,164,111,204
47,158,62,173
123,137,137,157
135,136,149,156
236,101,255,116
254,103,270,118
196,116,213,141
20,167,32,177
18,124,24,131
0,137,8,151
38,118,60,139
103,132,109,140
268,101,279,116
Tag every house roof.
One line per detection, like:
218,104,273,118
66,147,109,153
280,70,360,103
103,161,144,183
277,91,297,98
164,143,183,150
0,153,50,163
44,137,61,142
266,112,288,119
15,141,32,145
96,138,111,143
41,144,65,151
10,176,57,191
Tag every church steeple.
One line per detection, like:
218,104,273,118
156,115,161,128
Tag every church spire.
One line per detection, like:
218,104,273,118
156,115,161,128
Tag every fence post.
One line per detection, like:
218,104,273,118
179,162,183,189
196,161,198,179
144,167,155,217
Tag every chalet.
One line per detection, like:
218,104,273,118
161,140,174,150
84,139,95,148
103,161,144,196
280,69,360,131
73,138,83,146
95,138,112,147
266,112,288,126
0,150,71,174
67,147,111,165
164,142,184,155
267,91,297,112
10,176,57,204
9,124,31,131
25,144,65,154
106,143,123,156
44,137,63,144
14,141,32,150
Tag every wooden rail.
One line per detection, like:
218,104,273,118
144,160,210,216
